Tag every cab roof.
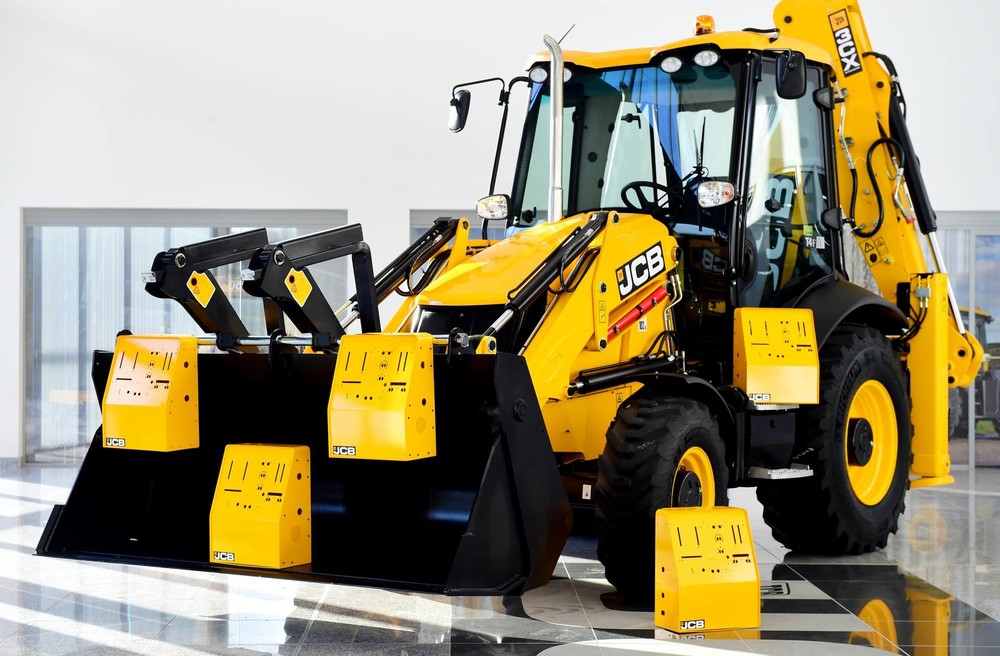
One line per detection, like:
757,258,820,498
527,29,833,71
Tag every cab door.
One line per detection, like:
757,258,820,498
740,61,836,308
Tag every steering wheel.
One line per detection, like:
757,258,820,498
620,181,677,213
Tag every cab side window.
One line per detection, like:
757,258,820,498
741,64,834,308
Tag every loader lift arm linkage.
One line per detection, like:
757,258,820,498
143,228,275,353
242,224,381,340
345,217,463,331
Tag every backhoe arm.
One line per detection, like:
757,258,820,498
776,0,982,485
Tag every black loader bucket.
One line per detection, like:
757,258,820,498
37,348,572,595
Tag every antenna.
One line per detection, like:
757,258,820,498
558,24,576,45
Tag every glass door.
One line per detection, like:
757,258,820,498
970,235,1000,466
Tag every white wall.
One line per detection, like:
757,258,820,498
1,0,997,460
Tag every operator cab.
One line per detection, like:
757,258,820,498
506,41,839,383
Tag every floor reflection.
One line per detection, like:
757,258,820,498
3,468,1000,655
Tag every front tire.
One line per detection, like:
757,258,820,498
595,395,728,599
758,326,910,554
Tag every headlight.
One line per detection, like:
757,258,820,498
476,194,510,221
697,181,735,208
660,56,683,74
527,67,573,83
693,49,720,67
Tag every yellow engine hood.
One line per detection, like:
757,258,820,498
417,217,587,307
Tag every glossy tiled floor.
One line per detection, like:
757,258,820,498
2,466,999,655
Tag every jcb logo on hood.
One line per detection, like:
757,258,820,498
616,244,666,299
829,10,861,77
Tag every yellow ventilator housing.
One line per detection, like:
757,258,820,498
733,307,818,405
655,506,760,633
209,444,311,569
101,334,199,451
329,333,437,460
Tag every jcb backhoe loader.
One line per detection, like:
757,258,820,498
38,0,981,600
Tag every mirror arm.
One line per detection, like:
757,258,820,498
488,77,530,197
777,48,793,85
451,75,531,238
490,82,513,194
483,77,530,240
452,77,506,98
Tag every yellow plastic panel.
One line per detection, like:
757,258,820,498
209,444,311,569
101,335,199,451
733,308,818,405
328,333,436,461
655,506,760,633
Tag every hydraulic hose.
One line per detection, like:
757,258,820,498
854,137,905,239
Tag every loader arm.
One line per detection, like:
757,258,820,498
241,224,381,338
776,0,983,485
367,216,489,333
144,228,275,353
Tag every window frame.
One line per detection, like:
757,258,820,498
22,208,347,464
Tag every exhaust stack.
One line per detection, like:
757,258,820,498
543,35,564,223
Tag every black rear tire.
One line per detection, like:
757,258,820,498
595,394,727,600
757,326,910,554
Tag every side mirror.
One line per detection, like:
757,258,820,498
449,89,471,133
775,50,806,100
821,207,843,231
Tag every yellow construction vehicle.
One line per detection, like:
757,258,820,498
38,0,981,600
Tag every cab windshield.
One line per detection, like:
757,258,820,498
509,55,741,233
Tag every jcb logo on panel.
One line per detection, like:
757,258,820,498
616,244,666,299
105,437,126,448
213,551,235,561
829,10,861,76
332,445,357,456
680,619,706,630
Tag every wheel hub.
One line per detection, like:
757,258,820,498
845,379,899,506
848,417,875,466
673,469,703,506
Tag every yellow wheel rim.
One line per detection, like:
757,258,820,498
851,598,897,651
846,380,898,506
674,447,715,507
